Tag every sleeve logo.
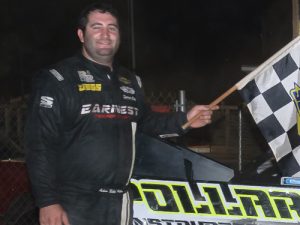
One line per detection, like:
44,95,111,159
40,96,54,108
49,69,64,81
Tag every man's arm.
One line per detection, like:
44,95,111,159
25,70,70,225
134,75,218,135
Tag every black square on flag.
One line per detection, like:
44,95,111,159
257,114,285,142
239,80,261,104
262,83,291,112
273,53,298,80
287,124,300,149
277,151,300,176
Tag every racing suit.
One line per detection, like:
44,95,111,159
25,53,188,225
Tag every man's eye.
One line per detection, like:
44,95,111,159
109,27,118,32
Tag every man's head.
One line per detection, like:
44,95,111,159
77,2,120,68
78,3,120,32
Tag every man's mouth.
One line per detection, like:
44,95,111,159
97,40,111,45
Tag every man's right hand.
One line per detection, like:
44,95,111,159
40,204,70,225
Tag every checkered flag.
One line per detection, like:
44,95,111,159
181,36,300,176
237,36,300,177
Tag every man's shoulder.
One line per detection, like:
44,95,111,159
39,55,82,82
32,55,79,86
49,55,81,72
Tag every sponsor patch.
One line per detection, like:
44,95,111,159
81,104,138,117
49,69,64,81
120,86,135,95
123,94,136,101
78,83,102,92
40,96,54,108
119,76,131,85
78,70,95,82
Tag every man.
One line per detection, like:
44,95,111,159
25,2,218,225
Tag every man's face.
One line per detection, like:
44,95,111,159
77,11,120,64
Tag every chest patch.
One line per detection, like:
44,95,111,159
120,86,135,95
78,83,102,92
78,70,95,83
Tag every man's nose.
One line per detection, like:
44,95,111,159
101,28,109,38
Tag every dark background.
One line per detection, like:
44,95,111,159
0,0,293,104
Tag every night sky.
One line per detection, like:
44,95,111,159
0,0,290,104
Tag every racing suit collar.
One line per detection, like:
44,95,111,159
77,52,119,73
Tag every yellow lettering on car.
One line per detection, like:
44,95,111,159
131,179,300,223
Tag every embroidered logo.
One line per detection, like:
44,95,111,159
80,104,138,118
123,94,136,101
78,70,95,82
120,86,135,95
78,83,102,92
40,96,54,108
119,76,131,85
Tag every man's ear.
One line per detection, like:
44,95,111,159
77,28,84,43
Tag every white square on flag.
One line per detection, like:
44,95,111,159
247,95,273,124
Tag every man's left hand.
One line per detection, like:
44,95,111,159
186,105,219,128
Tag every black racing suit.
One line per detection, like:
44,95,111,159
25,53,187,225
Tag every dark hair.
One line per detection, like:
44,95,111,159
77,2,120,31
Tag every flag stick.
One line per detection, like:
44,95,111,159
182,35,300,130
181,85,238,130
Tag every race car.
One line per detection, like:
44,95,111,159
0,133,299,225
